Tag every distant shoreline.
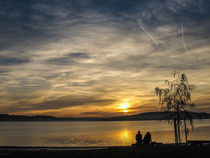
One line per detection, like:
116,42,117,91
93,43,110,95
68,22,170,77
0,119,210,122
0,145,108,150
1,111,210,122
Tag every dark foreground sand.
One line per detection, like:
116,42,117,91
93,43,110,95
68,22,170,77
0,145,210,158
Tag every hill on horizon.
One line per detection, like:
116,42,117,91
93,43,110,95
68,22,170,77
1,111,210,121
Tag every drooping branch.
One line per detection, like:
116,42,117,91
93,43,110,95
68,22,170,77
155,72,195,144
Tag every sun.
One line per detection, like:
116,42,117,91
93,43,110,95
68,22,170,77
118,102,130,112
119,103,130,109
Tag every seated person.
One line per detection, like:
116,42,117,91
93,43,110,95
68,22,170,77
143,131,152,144
136,130,142,145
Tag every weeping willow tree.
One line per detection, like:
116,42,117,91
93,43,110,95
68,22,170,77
155,72,195,144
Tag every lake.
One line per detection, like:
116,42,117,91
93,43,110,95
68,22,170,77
0,120,210,147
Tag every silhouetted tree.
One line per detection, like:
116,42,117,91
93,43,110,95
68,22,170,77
155,71,195,144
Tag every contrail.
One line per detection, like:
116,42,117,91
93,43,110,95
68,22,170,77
181,22,190,56
138,25,159,48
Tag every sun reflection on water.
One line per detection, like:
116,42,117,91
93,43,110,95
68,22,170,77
122,131,128,139
119,130,133,144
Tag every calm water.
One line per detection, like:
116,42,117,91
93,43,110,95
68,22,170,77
0,120,210,147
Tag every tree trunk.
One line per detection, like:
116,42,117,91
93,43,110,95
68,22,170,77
184,119,188,144
174,118,178,144
177,120,181,143
177,105,181,144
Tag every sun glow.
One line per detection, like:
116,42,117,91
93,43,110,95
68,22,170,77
118,102,131,112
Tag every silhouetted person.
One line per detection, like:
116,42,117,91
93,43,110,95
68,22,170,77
143,131,152,144
136,130,142,145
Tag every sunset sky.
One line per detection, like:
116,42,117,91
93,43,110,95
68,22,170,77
0,0,210,117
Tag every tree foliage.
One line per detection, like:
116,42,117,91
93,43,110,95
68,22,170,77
155,71,195,143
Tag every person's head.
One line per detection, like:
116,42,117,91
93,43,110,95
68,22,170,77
138,130,140,134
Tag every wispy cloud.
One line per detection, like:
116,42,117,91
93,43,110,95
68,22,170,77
181,22,190,56
138,24,160,48
0,0,210,116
